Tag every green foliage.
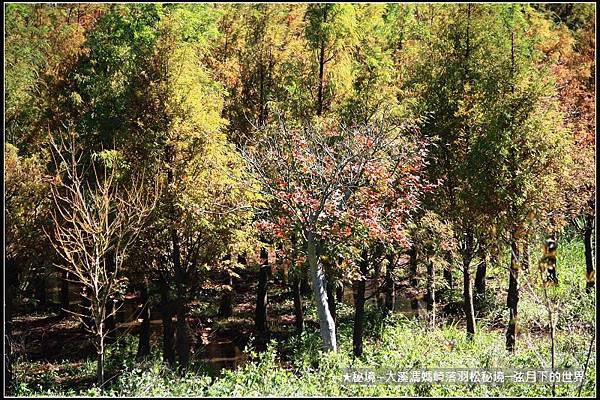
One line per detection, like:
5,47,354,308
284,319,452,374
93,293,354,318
5,3,596,397
538,3,596,32
166,4,221,46
5,4,91,153
412,211,457,270
5,143,53,289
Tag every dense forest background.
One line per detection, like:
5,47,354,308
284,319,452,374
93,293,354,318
4,2,596,397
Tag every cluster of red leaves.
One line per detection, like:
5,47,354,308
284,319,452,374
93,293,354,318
249,117,431,264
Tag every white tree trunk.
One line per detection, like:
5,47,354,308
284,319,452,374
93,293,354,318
306,231,337,352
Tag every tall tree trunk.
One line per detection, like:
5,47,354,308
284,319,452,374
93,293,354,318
474,257,487,299
316,4,329,116
159,277,175,366
584,215,595,291
462,233,476,336
463,265,476,336
460,5,477,335
410,246,419,314
444,252,454,290
544,236,559,285
256,247,270,336
165,142,189,369
60,270,70,317
326,275,337,323
174,290,190,369
336,283,344,303
317,40,326,116
96,334,105,387
95,303,106,387
540,268,557,397
443,269,454,290
292,277,304,336
259,58,266,126
104,252,117,338
307,231,336,351
409,246,418,287
171,228,190,370
384,253,396,313
300,269,311,296
275,244,287,285
522,236,530,270
426,259,436,328
353,250,368,357
136,279,151,359
506,236,520,353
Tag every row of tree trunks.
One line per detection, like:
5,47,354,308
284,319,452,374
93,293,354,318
153,223,597,368
147,232,588,377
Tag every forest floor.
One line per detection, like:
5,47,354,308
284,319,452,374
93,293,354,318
10,239,596,396
11,265,456,363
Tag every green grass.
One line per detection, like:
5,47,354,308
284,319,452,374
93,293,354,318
13,318,595,397
12,239,596,397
